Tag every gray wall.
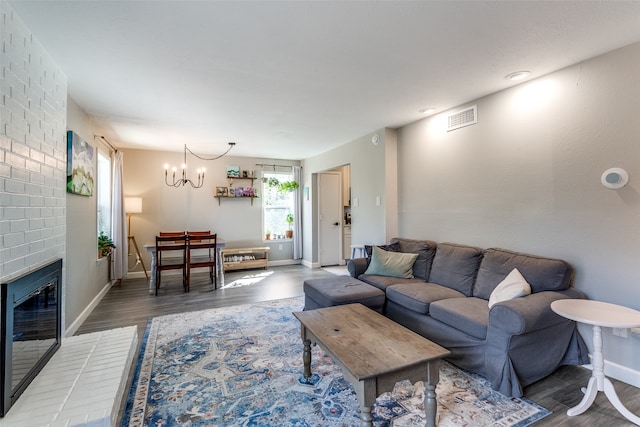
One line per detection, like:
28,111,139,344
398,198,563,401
65,98,112,335
302,129,392,266
397,42,640,384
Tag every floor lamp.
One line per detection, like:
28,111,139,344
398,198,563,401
125,197,148,279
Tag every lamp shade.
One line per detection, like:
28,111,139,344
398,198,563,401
125,197,142,214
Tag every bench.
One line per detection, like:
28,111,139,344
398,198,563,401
221,247,270,272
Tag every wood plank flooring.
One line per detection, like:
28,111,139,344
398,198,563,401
76,265,640,426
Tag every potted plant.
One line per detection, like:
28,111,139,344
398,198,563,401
265,177,299,193
265,177,280,187
265,229,271,240
98,231,116,258
278,181,299,193
285,213,294,238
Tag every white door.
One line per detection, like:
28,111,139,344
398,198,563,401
319,172,342,266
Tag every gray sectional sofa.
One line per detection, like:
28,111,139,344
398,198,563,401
344,237,590,397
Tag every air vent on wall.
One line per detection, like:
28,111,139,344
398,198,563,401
447,105,477,132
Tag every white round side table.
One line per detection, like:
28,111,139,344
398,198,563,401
551,299,640,425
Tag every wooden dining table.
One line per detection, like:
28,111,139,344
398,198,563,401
143,238,226,295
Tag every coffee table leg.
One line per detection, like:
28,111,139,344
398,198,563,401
358,406,373,427
354,380,375,427
424,361,440,427
303,338,312,378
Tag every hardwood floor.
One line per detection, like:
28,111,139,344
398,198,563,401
76,265,640,426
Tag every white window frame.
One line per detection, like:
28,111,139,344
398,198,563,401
262,170,294,241
97,150,111,239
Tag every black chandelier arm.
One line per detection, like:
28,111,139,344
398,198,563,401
164,171,204,188
187,142,236,161
164,142,231,189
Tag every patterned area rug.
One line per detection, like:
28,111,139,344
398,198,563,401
121,297,550,426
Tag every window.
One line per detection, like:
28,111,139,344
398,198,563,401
97,151,111,238
262,171,294,240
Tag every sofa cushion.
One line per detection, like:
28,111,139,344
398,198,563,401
303,276,385,309
474,248,574,299
364,242,400,257
358,275,424,291
428,243,484,296
364,246,418,279
488,268,531,308
389,238,438,281
386,282,466,314
429,297,490,340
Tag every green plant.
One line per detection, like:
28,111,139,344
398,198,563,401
98,231,116,256
285,213,294,230
278,180,299,193
266,177,280,187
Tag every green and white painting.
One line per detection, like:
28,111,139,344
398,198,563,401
66,131,95,196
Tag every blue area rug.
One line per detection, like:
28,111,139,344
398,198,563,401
121,296,550,426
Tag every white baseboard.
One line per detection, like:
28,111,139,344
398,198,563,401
268,259,302,267
604,358,640,388
301,259,321,269
64,279,115,337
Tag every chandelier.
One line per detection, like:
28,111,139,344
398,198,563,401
164,142,236,188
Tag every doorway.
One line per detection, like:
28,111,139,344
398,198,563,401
318,172,342,266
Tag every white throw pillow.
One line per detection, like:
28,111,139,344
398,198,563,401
488,268,532,308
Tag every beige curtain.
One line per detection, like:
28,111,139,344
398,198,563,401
293,165,302,259
111,151,127,280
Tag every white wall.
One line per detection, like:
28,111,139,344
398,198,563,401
397,42,640,384
0,0,67,323
121,148,301,271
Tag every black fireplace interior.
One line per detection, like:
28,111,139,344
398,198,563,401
1,258,62,416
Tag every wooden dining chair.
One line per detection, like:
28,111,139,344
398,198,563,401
186,232,217,290
155,234,187,295
159,231,186,240
186,230,210,243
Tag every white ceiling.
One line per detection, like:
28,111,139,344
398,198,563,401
8,1,640,160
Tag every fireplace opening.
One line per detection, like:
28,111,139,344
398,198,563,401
1,258,62,416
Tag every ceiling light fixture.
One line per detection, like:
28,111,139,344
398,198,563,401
164,142,236,188
419,108,435,115
505,71,531,81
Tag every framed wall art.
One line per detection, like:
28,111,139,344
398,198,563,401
66,130,95,196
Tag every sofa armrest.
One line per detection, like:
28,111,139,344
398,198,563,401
489,288,587,335
347,258,368,278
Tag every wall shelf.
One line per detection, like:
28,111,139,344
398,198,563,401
215,176,260,205
214,196,259,206
227,176,257,184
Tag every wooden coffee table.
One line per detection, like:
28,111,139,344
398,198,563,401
293,304,450,427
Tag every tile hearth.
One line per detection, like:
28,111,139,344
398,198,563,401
0,327,137,427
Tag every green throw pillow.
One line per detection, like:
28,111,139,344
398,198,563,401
364,245,419,279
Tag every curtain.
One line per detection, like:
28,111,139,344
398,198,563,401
111,151,127,280
292,165,302,259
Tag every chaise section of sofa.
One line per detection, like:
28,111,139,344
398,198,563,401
345,238,590,397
